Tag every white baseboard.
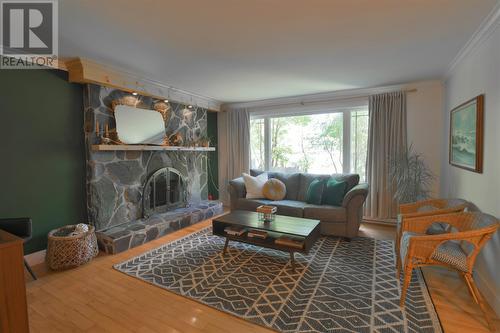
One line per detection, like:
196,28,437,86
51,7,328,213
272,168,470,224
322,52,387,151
475,269,500,317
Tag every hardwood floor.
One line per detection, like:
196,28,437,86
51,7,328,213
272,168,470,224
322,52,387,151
25,219,499,332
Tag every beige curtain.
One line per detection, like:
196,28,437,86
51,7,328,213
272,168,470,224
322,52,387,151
218,108,250,205
365,91,407,220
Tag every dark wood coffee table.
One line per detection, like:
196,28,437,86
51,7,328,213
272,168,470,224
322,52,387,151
212,210,321,270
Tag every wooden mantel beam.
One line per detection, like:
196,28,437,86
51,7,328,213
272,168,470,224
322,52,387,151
65,57,221,112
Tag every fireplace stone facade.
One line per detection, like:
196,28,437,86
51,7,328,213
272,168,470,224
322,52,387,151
83,84,222,254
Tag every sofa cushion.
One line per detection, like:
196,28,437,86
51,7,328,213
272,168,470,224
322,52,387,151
250,169,266,177
322,178,347,206
305,179,325,205
298,173,331,202
263,178,287,201
275,173,301,200
272,200,307,217
304,205,346,222
242,172,268,199
332,174,360,192
251,169,301,200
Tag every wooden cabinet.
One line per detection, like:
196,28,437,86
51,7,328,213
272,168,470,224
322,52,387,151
0,230,29,333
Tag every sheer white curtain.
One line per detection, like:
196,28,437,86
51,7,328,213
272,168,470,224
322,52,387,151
218,108,250,205
365,91,407,220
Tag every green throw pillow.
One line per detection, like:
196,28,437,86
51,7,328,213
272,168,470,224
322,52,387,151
322,178,347,206
305,179,325,205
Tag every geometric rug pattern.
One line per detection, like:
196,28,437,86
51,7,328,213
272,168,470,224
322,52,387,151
115,227,442,333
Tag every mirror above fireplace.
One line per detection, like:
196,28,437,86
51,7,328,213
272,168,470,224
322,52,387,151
115,105,166,145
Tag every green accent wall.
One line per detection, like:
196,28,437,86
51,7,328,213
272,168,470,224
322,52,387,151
0,68,86,254
207,111,219,199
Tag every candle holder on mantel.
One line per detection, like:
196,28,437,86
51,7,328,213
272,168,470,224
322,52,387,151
95,120,119,145
257,205,277,223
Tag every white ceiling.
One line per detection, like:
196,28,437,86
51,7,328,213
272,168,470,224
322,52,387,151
59,0,498,102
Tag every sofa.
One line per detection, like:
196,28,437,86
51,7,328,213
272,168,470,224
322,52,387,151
228,169,369,238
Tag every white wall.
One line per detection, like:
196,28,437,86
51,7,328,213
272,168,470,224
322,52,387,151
441,21,500,315
405,81,444,196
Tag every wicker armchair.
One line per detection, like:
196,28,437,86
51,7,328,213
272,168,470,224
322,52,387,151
398,212,499,331
396,199,470,274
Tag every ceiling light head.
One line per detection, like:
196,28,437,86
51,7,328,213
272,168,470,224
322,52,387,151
164,99,169,103
188,105,193,109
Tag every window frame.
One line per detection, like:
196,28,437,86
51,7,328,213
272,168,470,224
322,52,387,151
250,107,368,174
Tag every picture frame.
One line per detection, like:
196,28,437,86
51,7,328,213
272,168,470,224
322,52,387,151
449,94,484,173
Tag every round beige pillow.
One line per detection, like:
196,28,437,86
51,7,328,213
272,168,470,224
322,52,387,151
262,179,286,201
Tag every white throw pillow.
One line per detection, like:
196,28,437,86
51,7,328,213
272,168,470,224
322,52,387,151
242,173,268,199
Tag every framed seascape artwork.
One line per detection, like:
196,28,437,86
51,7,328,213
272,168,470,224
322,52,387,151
449,94,484,173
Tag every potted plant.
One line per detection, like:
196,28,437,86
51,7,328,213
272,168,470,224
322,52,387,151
389,145,435,204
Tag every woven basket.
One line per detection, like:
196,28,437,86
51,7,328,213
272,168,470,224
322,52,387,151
46,224,98,270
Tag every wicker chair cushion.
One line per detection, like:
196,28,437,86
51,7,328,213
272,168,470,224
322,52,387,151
397,215,448,236
426,222,449,235
400,232,468,272
431,241,468,272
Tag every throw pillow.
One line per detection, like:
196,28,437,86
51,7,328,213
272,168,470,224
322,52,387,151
305,179,325,205
242,172,268,199
322,178,347,206
263,179,287,201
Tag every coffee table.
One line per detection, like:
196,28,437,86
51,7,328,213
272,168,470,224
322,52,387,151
212,210,321,270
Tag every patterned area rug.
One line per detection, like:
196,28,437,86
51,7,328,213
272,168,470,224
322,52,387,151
115,227,442,333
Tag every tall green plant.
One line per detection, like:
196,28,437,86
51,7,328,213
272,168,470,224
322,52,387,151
389,145,434,204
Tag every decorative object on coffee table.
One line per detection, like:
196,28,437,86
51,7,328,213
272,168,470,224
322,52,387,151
46,224,98,270
256,205,277,222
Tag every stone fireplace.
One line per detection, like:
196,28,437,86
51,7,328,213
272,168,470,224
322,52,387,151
83,84,223,254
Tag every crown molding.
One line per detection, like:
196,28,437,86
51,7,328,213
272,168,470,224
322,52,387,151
445,2,500,80
65,57,222,111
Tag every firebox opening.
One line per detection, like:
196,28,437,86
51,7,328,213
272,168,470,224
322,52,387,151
143,167,187,217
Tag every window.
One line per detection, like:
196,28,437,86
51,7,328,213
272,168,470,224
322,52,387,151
350,110,369,181
250,109,369,181
250,118,265,170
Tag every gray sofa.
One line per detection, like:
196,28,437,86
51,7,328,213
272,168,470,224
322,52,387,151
228,169,369,238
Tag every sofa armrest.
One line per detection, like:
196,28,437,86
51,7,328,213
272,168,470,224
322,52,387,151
342,183,369,238
228,177,246,209
342,183,369,208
